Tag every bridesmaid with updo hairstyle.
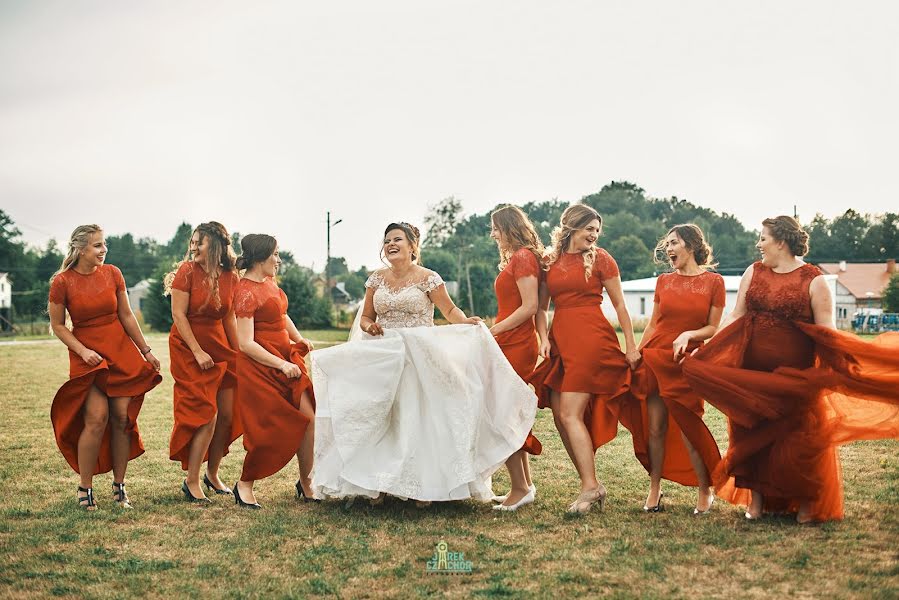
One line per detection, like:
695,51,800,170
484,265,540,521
620,224,726,514
48,224,161,510
166,221,241,502
684,215,899,522
232,234,316,509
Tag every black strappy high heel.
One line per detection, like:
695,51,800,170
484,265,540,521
77,486,97,511
203,474,233,496
112,482,132,509
643,491,664,513
233,481,261,510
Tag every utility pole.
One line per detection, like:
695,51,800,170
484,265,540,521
326,211,343,287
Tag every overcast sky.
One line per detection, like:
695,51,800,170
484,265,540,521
1,1,897,270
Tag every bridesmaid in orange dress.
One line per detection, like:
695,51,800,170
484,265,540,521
488,205,543,511
528,205,641,514
625,225,725,514
166,222,241,502
683,216,899,522
48,225,162,510
232,234,316,509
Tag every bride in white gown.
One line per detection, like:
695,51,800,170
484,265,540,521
311,222,538,502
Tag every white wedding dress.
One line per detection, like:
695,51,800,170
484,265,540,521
311,270,537,501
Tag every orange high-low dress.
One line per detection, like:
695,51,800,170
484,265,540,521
624,271,725,486
234,277,314,481
168,262,242,470
494,248,542,455
683,262,899,521
48,264,162,474
527,249,631,449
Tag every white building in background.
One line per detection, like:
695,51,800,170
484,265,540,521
601,272,838,326
127,279,153,316
0,272,10,309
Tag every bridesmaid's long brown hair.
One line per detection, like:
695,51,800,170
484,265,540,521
164,221,237,311
491,205,544,271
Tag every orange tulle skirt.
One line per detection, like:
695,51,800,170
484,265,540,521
168,319,241,470
51,316,161,474
683,315,899,521
238,327,314,481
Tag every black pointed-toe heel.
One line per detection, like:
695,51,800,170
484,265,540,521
203,474,233,496
233,481,261,510
182,480,211,504
643,491,664,513
295,481,320,503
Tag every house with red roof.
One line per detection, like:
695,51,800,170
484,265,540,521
817,259,897,329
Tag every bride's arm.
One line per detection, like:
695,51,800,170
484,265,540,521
359,287,383,336
430,284,481,325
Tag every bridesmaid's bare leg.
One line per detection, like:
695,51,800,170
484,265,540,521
522,453,533,488
746,490,764,519
186,418,215,499
645,394,667,509
295,391,315,497
500,449,530,506
679,431,713,512
556,391,601,492
205,387,234,489
77,385,109,505
108,396,132,485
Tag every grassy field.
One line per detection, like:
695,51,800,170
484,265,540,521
0,333,896,599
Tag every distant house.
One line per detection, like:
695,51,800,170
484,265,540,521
0,272,11,332
127,279,153,316
817,260,897,328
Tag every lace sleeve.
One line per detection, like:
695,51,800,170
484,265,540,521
171,262,192,293
233,283,258,319
423,271,445,293
48,274,67,305
364,272,383,290
111,265,126,292
510,249,540,280
712,274,726,308
594,248,620,280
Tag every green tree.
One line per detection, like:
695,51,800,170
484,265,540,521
279,265,334,328
143,263,175,331
608,235,655,280
883,273,899,313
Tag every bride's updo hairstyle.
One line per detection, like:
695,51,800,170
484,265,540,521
382,222,422,265
762,216,810,257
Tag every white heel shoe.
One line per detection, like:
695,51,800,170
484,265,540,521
492,489,535,512
492,484,536,503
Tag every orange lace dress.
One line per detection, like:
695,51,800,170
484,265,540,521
494,248,543,455
527,249,632,449
48,264,161,474
168,262,241,470
234,277,314,481
683,262,899,520
622,271,725,486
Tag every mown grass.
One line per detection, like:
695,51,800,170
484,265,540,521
0,334,896,599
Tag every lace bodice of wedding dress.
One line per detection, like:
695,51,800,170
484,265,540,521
365,270,445,329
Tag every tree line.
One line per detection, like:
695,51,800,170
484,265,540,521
2,181,897,331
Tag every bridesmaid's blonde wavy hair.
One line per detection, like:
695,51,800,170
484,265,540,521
51,224,103,283
491,205,544,271
544,204,602,281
